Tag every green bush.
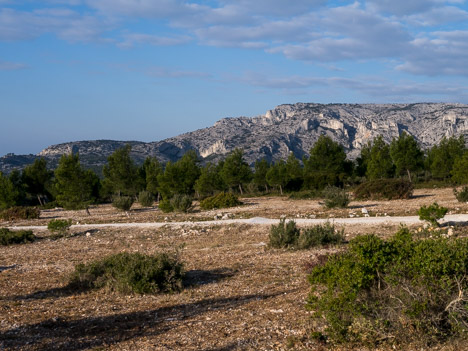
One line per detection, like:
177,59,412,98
200,192,242,210
354,179,413,200
418,202,448,227
269,219,300,249
138,190,154,207
112,195,134,211
454,186,468,203
322,186,350,208
69,251,184,294
288,190,320,200
171,194,193,213
269,220,344,250
47,219,73,238
308,228,468,346
297,222,345,249
158,198,174,213
0,206,40,221
0,228,35,245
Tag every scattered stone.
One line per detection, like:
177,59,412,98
361,208,368,215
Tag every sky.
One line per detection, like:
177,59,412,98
2,1,468,156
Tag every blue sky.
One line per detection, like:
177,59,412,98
2,0,468,156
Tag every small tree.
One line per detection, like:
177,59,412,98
195,162,225,198
366,135,394,180
0,172,18,209
22,158,53,206
103,145,139,197
253,158,270,192
390,132,424,182
220,149,252,194
427,136,465,180
143,157,162,201
266,160,288,195
418,203,448,227
452,151,468,184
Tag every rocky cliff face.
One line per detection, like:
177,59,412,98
2,103,468,173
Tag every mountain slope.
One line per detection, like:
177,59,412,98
2,102,468,173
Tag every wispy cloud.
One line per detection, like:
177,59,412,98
117,32,192,48
0,59,28,70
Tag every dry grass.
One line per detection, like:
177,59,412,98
0,188,467,350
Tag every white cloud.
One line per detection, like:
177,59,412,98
117,32,192,48
0,60,28,70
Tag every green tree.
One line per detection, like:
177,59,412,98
390,132,424,182
303,135,349,189
266,160,288,195
220,149,252,194
22,158,53,206
54,153,100,211
427,136,465,180
285,152,303,190
142,157,162,200
452,151,468,184
355,140,372,177
102,145,139,197
366,135,394,180
157,150,201,199
253,158,270,192
195,162,225,197
0,172,18,209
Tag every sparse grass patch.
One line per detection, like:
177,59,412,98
69,251,184,294
0,227,35,245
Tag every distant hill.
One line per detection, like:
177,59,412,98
2,102,468,174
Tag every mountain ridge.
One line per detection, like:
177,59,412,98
2,102,468,174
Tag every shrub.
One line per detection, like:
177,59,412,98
322,186,350,208
297,222,345,249
0,206,40,221
200,192,242,210
418,202,448,227
454,186,468,203
308,228,468,346
288,190,320,200
47,219,72,238
171,194,193,213
269,219,300,249
354,179,413,200
69,251,184,294
138,190,154,207
0,228,35,245
158,198,174,213
112,195,134,211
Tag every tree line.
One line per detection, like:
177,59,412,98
1,133,468,211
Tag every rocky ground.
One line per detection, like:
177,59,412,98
1,188,468,350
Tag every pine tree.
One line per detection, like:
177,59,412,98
366,135,394,180
220,149,252,194
22,158,53,206
102,145,139,197
390,132,424,182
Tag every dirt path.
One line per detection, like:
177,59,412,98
8,213,468,231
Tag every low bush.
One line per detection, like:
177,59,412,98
418,202,448,227
454,186,468,203
297,222,345,249
159,194,193,213
288,190,321,200
308,228,468,347
322,186,350,208
69,251,184,294
112,195,134,211
138,190,154,207
353,179,413,200
269,219,300,249
0,206,40,221
200,192,242,210
47,218,72,234
269,220,344,250
0,228,35,245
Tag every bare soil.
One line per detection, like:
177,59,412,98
1,188,467,350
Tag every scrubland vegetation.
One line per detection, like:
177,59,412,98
1,133,468,350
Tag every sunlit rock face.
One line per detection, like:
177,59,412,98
2,103,468,173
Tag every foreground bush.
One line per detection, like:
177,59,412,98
354,179,413,200
418,202,448,227
200,192,242,210
112,195,134,211
308,228,468,346
0,228,35,245
69,252,184,294
322,186,349,208
0,206,40,221
138,190,154,207
269,220,344,249
454,186,468,203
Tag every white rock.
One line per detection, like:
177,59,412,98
361,208,368,214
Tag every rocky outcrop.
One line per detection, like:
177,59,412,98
1,103,468,173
